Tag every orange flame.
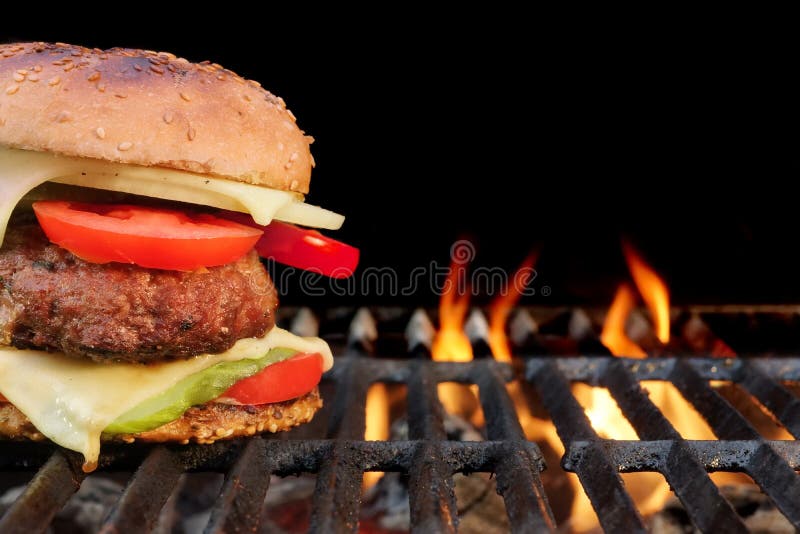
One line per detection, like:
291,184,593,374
488,253,538,362
570,248,729,531
363,384,390,490
600,284,647,358
484,255,564,491
431,254,482,421
432,257,473,364
622,241,670,344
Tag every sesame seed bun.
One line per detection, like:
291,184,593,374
0,42,313,194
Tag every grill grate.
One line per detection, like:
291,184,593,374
0,307,799,533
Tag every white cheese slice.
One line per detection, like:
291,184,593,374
0,327,332,470
0,147,344,247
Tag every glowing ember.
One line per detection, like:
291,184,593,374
622,241,671,344
600,284,647,358
488,252,538,362
363,383,390,490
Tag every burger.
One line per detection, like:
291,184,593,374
0,42,357,471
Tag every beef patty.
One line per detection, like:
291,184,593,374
0,225,277,363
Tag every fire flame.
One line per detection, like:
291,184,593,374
431,255,481,421
565,244,729,531
432,256,473,364
363,383,390,490
484,254,554,445
488,253,538,362
600,284,647,359
622,241,670,344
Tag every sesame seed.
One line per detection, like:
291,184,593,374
95,127,106,139
215,428,227,437
28,74,39,82
16,69,28,76
97,82,106,92
114,93,127,99
63,63,75,72
87,71,101,82
290,179,300,190
242,93,251,102
187,126,196,141
117,141,132,151
257,423,265,432
179,92,191,102
33,65,42,73
163,111,175,124
150,65,164,75
5,85,19,95
48,76,61,86
246,426,257,435
224,429,234,437
13,73,24,82
269,423,278,433
55,111,70,123
133,64,143,71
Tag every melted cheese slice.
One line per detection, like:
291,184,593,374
0,147,344,247
0,327,332,469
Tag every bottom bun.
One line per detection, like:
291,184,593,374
0,387,322,445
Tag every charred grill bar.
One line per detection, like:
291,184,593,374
1,307,800,533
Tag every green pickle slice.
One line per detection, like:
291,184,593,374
104,347,298,434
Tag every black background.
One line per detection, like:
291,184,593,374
3,20,798,306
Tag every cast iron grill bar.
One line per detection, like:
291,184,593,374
204,437,271,534
737,360,800,438
0,451,87,534
99,447,184,533
407,359,447,441
1,335,799,534
567,440,800,471
406,359,458,533
599,358,748,532
542,356,800,382
669,360,800,527
470,360,556,532
527,359,647,533
309,351,372,534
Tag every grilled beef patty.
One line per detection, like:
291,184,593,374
0,225,277,363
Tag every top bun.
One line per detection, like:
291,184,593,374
0,42,313,194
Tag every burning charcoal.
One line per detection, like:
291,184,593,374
362,413,511,533
259,475,317,534
650,484,794,534
509,309,548,354
406,308,436,354
0,476,124,534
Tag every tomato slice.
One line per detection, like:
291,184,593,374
220,213,359,278
219,352,323,405
33,201,263,271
